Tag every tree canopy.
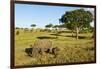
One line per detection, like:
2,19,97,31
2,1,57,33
59,9,93,39
31,24,36,28
45,23,53,28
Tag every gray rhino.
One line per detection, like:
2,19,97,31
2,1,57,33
25,40,60,58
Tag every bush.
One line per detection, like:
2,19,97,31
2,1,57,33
16,31,19,35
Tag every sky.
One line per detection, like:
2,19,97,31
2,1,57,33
15,4,95,28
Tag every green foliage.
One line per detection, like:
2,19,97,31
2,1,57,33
58,24,66,28
45,23,53,28
60,9,93,39
15,27,20,29
53,25,59,28
60,9,93,28
80,26,94,33
31,24,36,28
16,31,20,35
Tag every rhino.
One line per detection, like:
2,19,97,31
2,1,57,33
25,40,60,58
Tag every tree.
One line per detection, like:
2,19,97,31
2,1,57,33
15,27,20,29
60,9,93,40
64,23,75,37
58,24,67,31
45,23,53,32
30,24,36,32
31,24,36,28
53,24,66,34
53,25,59,31
53,25,60,38
45,23,53,28
16,31,19,35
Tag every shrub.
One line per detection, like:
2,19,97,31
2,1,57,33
16,31,19,35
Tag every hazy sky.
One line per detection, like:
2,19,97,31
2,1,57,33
15,4,94,28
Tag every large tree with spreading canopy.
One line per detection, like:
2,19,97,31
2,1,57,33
59,9,93,39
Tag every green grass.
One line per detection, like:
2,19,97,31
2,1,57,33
15,29,95,66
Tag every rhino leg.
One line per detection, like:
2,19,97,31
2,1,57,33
32,47,39,57
51,47,60,58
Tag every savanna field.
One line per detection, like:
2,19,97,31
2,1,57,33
15,29,95,66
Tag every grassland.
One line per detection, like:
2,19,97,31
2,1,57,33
15,29,95,66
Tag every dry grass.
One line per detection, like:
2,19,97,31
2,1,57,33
15,29,95,66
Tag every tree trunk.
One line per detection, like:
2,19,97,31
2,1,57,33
76,27,79,40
